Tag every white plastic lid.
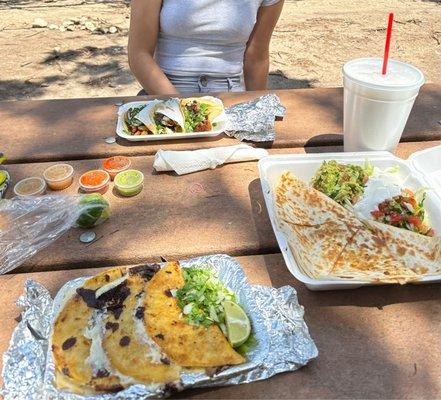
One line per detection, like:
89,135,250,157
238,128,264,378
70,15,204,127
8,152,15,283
343,57,425,91
408,145,441,195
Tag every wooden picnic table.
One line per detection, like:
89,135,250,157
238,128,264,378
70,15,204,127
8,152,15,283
1,87,441,398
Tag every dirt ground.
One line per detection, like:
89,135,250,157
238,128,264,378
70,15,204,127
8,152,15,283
0,0,440,101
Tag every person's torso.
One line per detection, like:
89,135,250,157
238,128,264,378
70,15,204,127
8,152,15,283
155,0,264,77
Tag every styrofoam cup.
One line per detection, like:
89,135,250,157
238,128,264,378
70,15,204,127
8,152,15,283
343,58,425,152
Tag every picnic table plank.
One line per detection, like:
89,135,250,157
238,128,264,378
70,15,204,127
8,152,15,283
1,85,440,163
1,253,440,399
4,141,440,274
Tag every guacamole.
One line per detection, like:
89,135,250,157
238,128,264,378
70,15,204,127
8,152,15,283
311,160,371,205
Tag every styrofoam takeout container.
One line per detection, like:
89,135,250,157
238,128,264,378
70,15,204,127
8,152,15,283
258,148,441,291
115,99,227,141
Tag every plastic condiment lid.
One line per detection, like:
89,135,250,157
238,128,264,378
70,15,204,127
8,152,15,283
343,58,425,91
102,156,131,171
114,169,144,188
43,163,74,182
14,177,46,196
79,170,110,189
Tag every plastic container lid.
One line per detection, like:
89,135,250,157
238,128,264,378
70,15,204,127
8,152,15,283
114,169,144,188
14,177,46,196
343,58,425,91
79,170,110,191
102,156,131,179
43,163,74,183
408,144,441,197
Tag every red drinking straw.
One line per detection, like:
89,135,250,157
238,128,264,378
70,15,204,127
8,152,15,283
382,12,394,75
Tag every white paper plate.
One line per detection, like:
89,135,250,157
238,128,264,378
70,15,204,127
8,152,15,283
258,150,441,291
116,99,227,142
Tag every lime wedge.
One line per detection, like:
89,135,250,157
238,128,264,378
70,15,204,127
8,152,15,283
223,300,251,347
0,170,7,186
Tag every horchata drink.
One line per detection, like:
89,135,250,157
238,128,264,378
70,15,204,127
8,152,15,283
343,58,424,151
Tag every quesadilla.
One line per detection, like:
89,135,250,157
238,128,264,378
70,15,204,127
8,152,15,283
144,262,245,367
180,96,223,132
102,271,181,384
275,171,441,283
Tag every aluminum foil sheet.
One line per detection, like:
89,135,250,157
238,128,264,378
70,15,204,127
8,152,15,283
2,254,317,399
225,94,286,142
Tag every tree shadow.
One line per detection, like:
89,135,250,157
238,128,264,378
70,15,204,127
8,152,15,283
268,70,317,90
0,44,133,101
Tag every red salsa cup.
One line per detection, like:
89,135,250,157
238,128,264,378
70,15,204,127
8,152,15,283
79,170,110,194
102,156,131,180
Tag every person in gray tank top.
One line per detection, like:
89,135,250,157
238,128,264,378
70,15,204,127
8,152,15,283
128,0,284,95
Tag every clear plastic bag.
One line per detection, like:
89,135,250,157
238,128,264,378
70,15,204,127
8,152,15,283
0,194,110,274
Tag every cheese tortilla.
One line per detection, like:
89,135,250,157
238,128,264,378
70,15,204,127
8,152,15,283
52,267,126,394
103,272,181,384
144,262,245,367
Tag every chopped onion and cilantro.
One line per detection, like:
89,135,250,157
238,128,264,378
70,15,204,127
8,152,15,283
311,160,373,206
370,189,435,236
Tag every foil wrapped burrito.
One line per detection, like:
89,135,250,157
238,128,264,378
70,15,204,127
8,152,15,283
2,255,318,400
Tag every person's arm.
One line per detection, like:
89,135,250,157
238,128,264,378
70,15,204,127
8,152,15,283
243,1,284,91
128,0,179,95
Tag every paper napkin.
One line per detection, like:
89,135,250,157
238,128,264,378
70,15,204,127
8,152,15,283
153,144,268,175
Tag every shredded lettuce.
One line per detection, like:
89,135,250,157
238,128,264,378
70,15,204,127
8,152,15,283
385,165,400,174
363,160,375,177
176,266,236,328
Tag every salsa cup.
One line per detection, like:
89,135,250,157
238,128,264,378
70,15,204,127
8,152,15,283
114,169,144,197
79,170,110,195
43,163,74,191
102,156,131,180
14,177,47,196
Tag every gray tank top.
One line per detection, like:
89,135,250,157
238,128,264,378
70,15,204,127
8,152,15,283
155,0,280,77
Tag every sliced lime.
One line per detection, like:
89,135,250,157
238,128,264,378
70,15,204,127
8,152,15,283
0,170,7,186
223,300,251,347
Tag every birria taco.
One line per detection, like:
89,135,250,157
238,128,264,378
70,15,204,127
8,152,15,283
180,96,224,132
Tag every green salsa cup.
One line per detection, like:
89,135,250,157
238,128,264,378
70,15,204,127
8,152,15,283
114,169,144,197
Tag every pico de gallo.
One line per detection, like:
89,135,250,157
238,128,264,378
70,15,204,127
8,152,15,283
370,188,435,236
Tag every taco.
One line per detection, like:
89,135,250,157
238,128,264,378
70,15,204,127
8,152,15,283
136,99,185,135
122,104,152,136
180,96,224,133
